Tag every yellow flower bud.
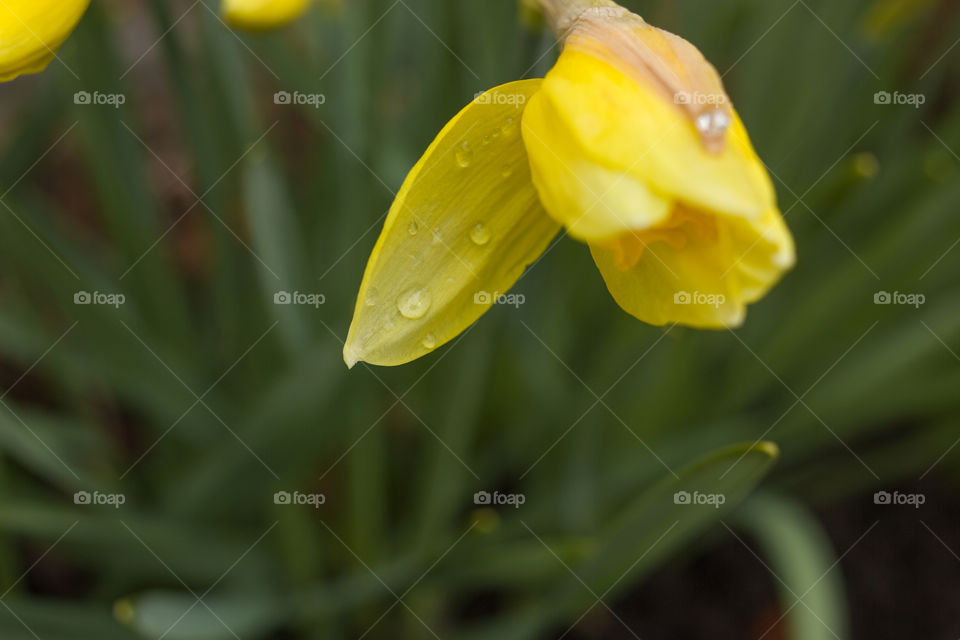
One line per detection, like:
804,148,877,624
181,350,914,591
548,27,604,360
0,0,90,82
221,0,312,30
522,6,794,327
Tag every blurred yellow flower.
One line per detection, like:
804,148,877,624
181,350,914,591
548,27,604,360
0,0,90,82
343,0,794,368
221,0,312,30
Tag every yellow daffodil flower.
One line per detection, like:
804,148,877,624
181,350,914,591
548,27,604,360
221,0,312,30
343,0,795,368
0,0,90,82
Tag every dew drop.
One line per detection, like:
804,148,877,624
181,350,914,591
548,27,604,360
500,164,514,178
470,223,491,246
408,221,419,236
396,287,432,319
421,333,437,349
695,109,731,138
455,142,473,168
365,287,379,307
500,116,518,137
431,227,443,245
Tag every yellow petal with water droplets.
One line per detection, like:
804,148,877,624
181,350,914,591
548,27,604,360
590,205,794,328
344,80,560,367
221,0,311,30
0,0,90,82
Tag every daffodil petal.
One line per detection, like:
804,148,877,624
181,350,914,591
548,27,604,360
522,83,673,240
344,80,560,367
523,46,776,242
221,0,311,30
590,206,795,328
0,0,90,82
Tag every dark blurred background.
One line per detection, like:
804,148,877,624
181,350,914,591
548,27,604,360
0,0,957,638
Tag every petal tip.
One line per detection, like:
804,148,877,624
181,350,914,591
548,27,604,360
756,441,780,460
343,343,362,370
725,306,748,329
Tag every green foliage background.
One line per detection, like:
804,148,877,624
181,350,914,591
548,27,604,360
0,0,957,638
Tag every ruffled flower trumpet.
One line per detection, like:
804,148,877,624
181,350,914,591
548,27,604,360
344,0,795,367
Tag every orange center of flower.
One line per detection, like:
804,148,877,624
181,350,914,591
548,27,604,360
606,205,718,271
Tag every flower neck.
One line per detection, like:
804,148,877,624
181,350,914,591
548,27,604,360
537,0,626,40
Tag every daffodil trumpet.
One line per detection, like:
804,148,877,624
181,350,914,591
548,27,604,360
0,0,90,82
343,0,795,368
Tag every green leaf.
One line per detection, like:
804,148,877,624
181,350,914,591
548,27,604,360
241,155,312,354
119,591,286,640
736,492,851,640
574,441,781,597
456,441,780,640
0,598,137,640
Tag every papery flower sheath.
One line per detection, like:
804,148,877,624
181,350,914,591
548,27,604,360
343,0,795,368
221,0,311,30
0,0,90,82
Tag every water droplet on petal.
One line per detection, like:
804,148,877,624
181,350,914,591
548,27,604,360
397,287,432,319
422,333,436,349
408,221,419,236
431,227,443,245
695,109,731,138
365,287,379,307
500,164,514,178
470,223,491,246
500,116,518,137
455,142,473,168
